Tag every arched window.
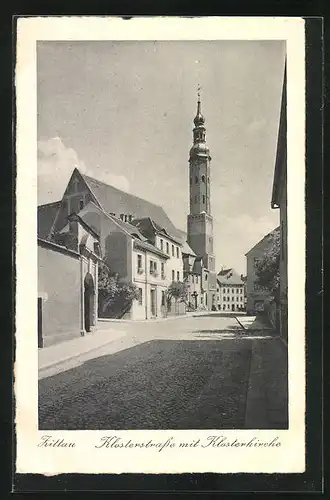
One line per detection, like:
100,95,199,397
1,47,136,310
201,175,205,183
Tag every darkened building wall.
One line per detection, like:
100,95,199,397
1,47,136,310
272,65,287,341
38,241,81,347
104,231,132,282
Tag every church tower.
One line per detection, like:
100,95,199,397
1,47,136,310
187,89,217,308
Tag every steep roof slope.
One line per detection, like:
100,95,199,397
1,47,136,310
245,226,280,256
217,268,244,285
81,173,184,240
37,201,61,239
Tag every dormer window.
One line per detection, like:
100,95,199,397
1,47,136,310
93,242,101,256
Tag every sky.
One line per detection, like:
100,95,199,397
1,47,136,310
37,40,286,275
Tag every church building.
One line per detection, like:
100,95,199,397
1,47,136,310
186,91,217,309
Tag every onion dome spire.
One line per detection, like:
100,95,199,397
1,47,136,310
194,85,205,126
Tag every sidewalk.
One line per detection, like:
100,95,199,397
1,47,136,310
235,315,274,331
245,336,288,428
38,327,127,380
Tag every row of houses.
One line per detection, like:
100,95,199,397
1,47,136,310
245,64,287,342
37,167,225,347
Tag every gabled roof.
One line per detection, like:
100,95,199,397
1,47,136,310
80,172,184,240
182,241,196,256
217,268,244,285
271,63,287,209
218,268,233,276
37,201,62,239
245,226,280,256
131,217,182,245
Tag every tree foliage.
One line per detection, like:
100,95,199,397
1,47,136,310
98,261,140,314
255,227,280,294
166,281,189,302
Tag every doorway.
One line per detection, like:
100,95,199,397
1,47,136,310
84,273,95,332
150,288,157,317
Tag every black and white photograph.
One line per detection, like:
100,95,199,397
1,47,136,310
15,16,306,475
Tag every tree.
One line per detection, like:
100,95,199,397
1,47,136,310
255,227,280,295
166,281,189,303
98,261,140,315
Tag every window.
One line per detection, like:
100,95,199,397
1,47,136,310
161,291,166,306
150,260,157,275
205,274,208,281
240,288,242,294
201,175,205,183
160,239,164,251
224,297,226,302
161,262,165,279
176,247,179,258
232,288,234,293
232,296,234,301
166,242,169,254
217,288,219,292
177,271,180,281
172,245,174,256
195,176,198,183
172,270,175,281
254,258,261,269
208,177,210,183
196,275,198,284
202,195,205,204
93,242,101,256
79,199,84,210
205,294,208,306
138,288,143,305
137,254,142,272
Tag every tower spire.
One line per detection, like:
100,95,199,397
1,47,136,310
194,84,205,127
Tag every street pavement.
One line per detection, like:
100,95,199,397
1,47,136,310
38,314,288,430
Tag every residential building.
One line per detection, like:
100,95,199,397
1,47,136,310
38,214,101,347
271,65,287,341
216,268,245,312
37,169,187,320
245,227,280,315
186,92,217,309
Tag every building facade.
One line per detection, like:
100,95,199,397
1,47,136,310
245,227,279,315
216,268,245,312
187,92,217,309
271,65,288,341
38,215,101,347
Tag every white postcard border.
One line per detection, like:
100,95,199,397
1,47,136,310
15,16,306,475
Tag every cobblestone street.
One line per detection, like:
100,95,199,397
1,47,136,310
39,314,287,430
